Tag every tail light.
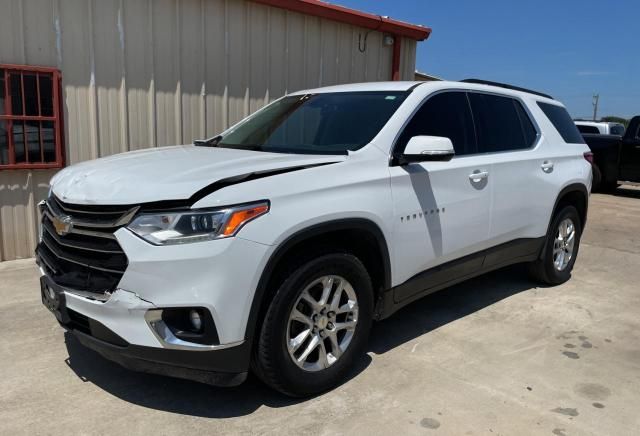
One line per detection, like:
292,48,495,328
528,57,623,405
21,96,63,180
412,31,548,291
583,151,594,164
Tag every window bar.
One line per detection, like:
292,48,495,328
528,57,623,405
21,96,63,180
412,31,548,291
3,69,15,165
22,120,28,164
20,72,26,115
36,73,44,163
20,72,28,163
52,71,62,166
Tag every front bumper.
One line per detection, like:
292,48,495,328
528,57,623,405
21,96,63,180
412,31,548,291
40,268,253,386
73,327,250,387
37,224,274,385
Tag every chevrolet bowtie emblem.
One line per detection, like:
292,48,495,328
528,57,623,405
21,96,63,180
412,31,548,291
52,215,73,236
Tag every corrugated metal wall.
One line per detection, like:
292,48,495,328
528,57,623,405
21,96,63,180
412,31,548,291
0,0,418,261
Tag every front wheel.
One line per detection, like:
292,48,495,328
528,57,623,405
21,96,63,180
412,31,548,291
253,253,373,397
528,205,582,285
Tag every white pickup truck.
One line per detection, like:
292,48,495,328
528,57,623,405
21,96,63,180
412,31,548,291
575,120,625,136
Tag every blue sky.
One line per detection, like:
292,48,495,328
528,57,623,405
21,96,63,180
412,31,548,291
338,0,639,119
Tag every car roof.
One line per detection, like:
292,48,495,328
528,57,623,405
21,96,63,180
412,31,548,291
575,121,620,126
289,81,422,94
290,80,557,103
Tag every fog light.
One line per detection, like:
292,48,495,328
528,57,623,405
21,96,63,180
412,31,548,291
189,309,203,332
158,307,219,345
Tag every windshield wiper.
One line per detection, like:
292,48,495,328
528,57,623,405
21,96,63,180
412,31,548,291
194,135,222,147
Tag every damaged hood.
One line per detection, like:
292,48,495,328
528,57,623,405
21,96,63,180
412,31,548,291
51,145,344,205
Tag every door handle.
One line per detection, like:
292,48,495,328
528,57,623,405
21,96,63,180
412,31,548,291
469,170,489,183
541,161,554,173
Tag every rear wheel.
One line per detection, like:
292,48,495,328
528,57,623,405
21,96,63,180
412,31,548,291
595,164,620,193
253,253,373,397
529,205,582,285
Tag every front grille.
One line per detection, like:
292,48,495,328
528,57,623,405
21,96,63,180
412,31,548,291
36,195,139,294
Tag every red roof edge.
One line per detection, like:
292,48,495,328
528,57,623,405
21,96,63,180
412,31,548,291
250,0,432,41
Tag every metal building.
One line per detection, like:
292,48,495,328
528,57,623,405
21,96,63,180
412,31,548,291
0,0,430,261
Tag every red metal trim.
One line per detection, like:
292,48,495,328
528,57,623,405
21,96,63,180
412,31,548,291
0,162,64,170
20,72,30,164
35,72,42,117
20,72,26,116
21,120,27,164
58,72,66,167
0,63,60,73
0,115,57,121
53,70,64,168
391,36,401,81
0,64,64,170
2,68,15,165
36,73,45,162
39,121,45,163
250,0,431,41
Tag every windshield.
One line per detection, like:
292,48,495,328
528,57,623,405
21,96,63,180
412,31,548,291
216,91,408,154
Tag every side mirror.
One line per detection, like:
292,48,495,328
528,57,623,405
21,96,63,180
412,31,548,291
397,136,455,165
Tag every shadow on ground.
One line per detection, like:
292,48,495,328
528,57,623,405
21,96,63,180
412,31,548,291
64,264,538,418
369,264,538,354
612,187,640,199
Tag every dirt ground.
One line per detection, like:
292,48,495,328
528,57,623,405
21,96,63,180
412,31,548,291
1,187,639,435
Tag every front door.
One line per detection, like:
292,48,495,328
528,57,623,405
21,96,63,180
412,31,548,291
389,91,492,300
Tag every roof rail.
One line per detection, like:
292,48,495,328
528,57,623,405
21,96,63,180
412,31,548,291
461,79,554,100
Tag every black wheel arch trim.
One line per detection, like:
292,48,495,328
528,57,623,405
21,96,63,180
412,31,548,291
548,183,589,234
244,218,391,345
540,183,589,261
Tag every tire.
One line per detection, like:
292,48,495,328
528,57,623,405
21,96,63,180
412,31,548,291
596,165,619,193
600,180,619,193
528,205,582,285
591,164,602,192
253,253,373,397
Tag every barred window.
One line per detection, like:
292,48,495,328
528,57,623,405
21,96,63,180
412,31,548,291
0,64,64,169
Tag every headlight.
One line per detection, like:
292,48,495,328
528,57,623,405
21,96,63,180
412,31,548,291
127,201,269,245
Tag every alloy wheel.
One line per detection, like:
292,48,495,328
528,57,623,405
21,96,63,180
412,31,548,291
286,275,359,372
553,218,576,271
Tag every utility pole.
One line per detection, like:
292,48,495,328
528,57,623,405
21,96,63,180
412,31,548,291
592,94,600,121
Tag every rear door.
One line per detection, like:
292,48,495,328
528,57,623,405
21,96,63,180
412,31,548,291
389,91,494,300
468,93,558,262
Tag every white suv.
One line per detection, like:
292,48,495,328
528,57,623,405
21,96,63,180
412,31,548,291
37,80,592,396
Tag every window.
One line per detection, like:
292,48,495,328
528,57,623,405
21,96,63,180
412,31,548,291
218,91,408,155
468,93,537,153
609,124,625,136
0,65,63,169
395,92,477,156
515,100,538,146
537,102,585,144
576,124,601,134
